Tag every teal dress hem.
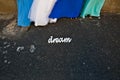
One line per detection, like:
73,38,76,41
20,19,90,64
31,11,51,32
80,0,105,18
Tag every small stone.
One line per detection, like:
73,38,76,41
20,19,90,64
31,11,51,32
14,42,16,46
4,60,8,63
8,61,11,64
29,63,32,66
83,62,86,65
3,51,8,54
3,42,7,45
29,45,36,53
16,46,24,52
107,66,111,70
4,44,10,48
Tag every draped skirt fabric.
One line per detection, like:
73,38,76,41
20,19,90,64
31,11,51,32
29,0,57,26
49,0,84,18
17,0,33,27
80,0,105,18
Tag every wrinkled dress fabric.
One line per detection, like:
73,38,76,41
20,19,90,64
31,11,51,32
29,0,57,26
17,0,33,27
49,0,84,18
80,0,105,18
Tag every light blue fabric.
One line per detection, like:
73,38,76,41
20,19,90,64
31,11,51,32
80,0,105,18
49,0,84,18
17,0,33,27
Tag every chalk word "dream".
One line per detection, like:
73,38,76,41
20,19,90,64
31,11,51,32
48,36,72,43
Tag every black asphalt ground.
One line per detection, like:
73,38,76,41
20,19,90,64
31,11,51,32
0,13,120,80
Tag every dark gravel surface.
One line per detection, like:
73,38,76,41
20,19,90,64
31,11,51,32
0,13,120,80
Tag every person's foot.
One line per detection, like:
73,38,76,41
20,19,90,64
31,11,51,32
89,16,93,19
49,18,57,23
2,19,19,36
20,26,30,32
2,19,30,38
98,17,101,19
